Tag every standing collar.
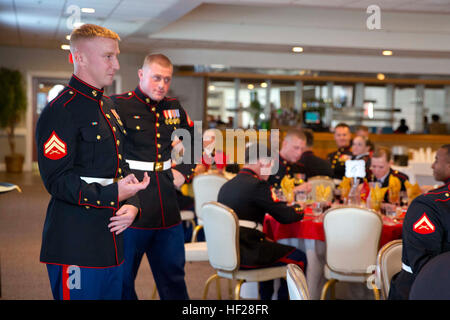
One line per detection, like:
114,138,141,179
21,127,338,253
69,74,104,101
239,168,260,180
134,86,161,105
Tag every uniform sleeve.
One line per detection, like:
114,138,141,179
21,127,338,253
402,196,444,275
36,103,118,209
253,181,303,224
173,103,197,182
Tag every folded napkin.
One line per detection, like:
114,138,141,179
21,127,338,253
338,177,351,200
316,184,331,202
281,175,295,203
370,184,388,211
388,175,402,204
405,180,422,204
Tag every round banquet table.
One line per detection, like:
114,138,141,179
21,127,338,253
262,206,403,300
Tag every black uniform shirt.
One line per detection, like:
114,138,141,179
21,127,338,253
299,150,333,180
389,178,450,299
327,145,352,179
36,74,138,267
111,86,197,228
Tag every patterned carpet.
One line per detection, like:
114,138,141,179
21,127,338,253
0,171,230,300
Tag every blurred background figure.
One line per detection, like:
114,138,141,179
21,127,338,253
394,118,409,134
351,135,372,178
429,114,448,135
327,123,352,179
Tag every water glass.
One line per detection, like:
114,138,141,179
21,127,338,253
312,202,323,216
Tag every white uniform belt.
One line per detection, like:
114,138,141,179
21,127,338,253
80,176,115,186
239,220,263,232
126,159,171,171
402,263,412,274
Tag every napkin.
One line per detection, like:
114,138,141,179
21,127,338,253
281,175,295,203
316,184,331,202
338,177,351,200
388,175,401,204
405,180,422,203
360,179,370,202
370,184,388,211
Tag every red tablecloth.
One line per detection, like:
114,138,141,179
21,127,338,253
263,210,403,249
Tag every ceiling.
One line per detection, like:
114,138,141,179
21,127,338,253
1,0,450,72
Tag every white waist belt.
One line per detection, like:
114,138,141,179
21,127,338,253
239,220,263,232
402,263,412,274
80,176,115,186
126,159,172,171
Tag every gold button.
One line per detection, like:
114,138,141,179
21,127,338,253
123,129,127,134
128,92,132,96
96,135,101,140
157,144,161,148
157,154,161,159
118,154,122,160
100,101,103,107
157,133,160,138
69,91,73,94
110,201,115,206
156,113,160,118
116,140,120,146
118,168,122,174
156,123,160,127
136,126,141,130
173,127,176,130
84,198,88,202
446,193,449,197
146,98,150,103
113,127,116,132
92,90,97,97
106,114,110,118
151,107,156,112
97,200,101,205
85,206,90,209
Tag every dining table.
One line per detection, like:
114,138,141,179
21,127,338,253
262,204,404,300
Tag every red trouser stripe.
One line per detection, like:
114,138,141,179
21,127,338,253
62,265,70,300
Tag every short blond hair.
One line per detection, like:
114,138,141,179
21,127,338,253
142,53,172,69
70,24,120,49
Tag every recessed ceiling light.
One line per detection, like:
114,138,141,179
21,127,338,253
208,85,215,91
292,46,303,53
260,82,267,88
247,84,254,89
61,44,70,50
377,73,385,80
81,8,95,13
382,50,393,56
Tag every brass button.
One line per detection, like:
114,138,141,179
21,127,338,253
97,200,101,205
106,114,110,118
157,143,161,148
156,133,160,138
118,154,122,160
69,91,73,94
156,123,160,127
157,154,161,159
173,127,176,130
123,129,127,134
128,92,132,96
156,113,160,118
96,135,101,140
151,107,156,112
100,101,103,107
136,126,141,130
118,168,122,174
84,198,88,202
113,127,116,132
146,98,150,103
110,201,115,206
92,90,97,97
116,140,120,146
85,206,90,209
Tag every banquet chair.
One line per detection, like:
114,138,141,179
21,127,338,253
191,173,228,242
375,239,402,299
286,264,310,300
201,201,287,300
308,176,335,202
320,206,382,300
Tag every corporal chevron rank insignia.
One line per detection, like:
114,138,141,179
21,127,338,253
44,131,67,160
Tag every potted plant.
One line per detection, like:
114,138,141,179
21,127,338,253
0,68,27,173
